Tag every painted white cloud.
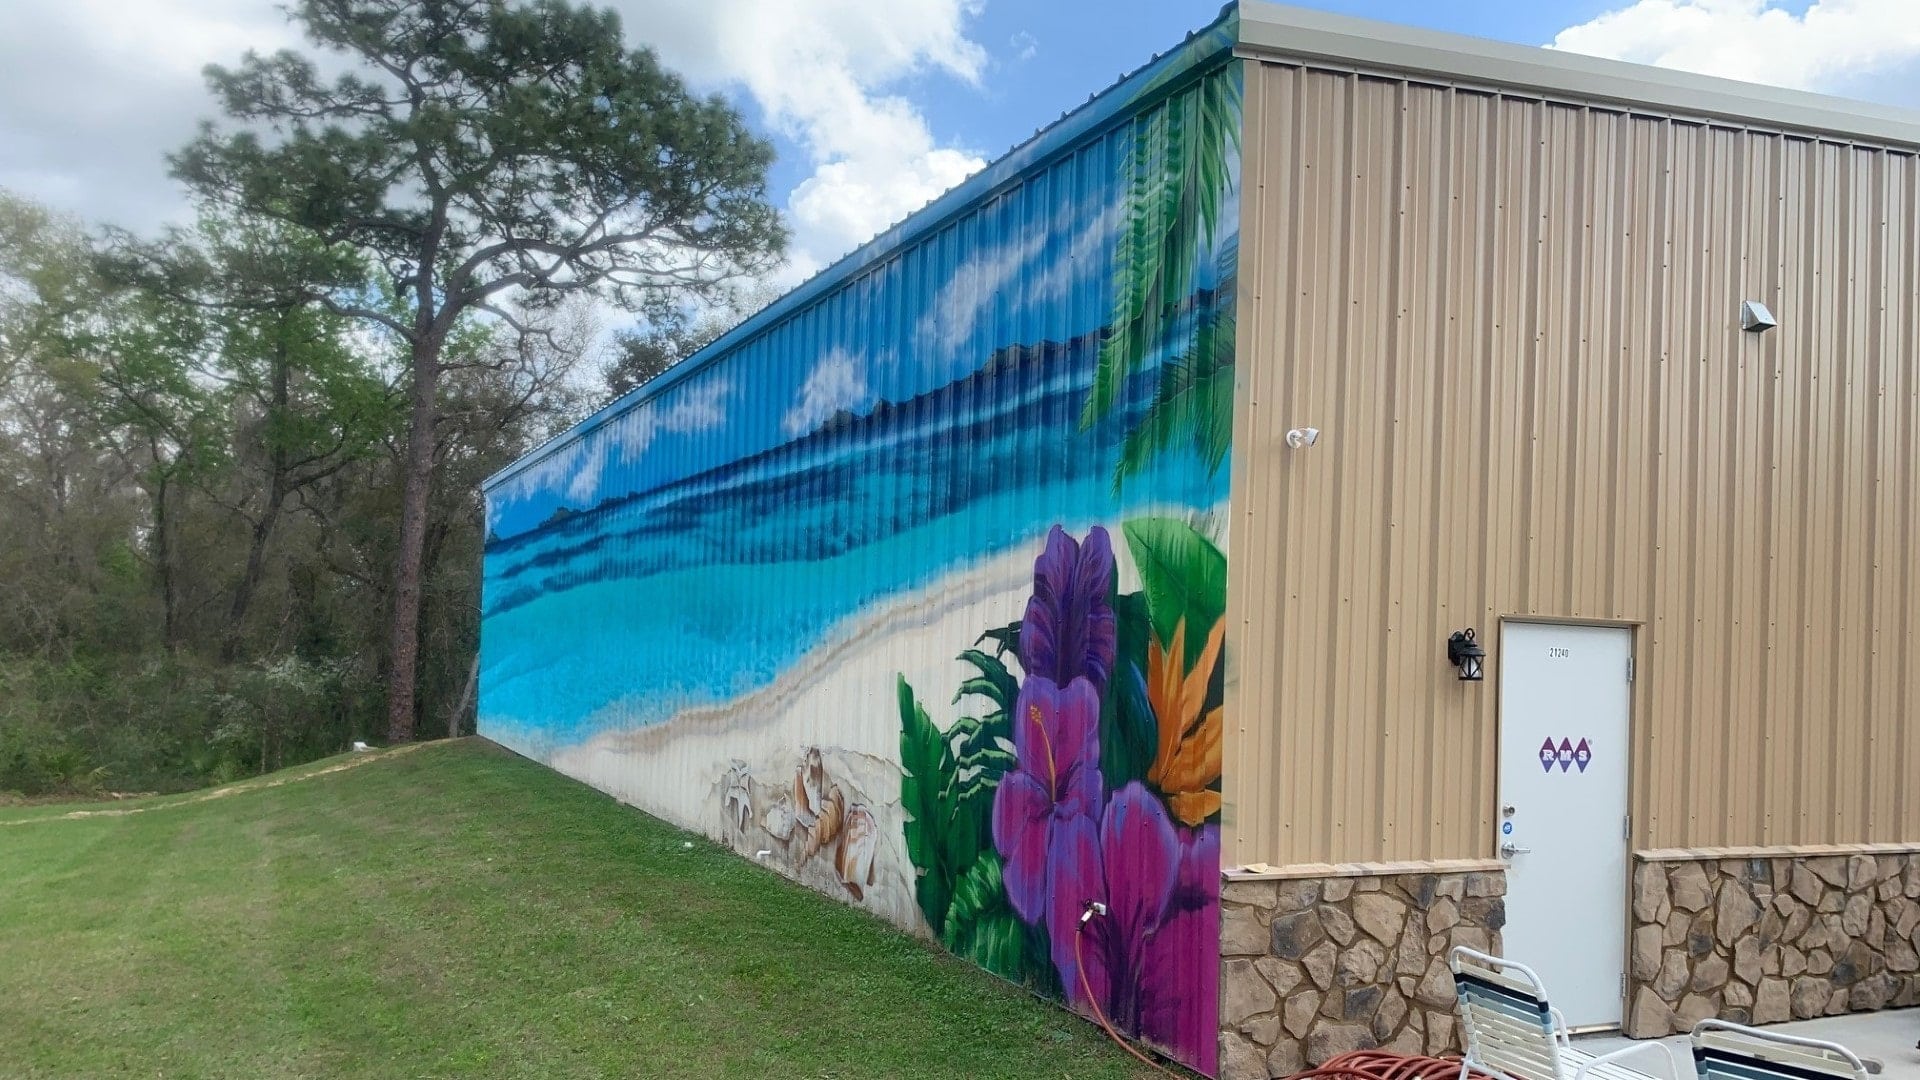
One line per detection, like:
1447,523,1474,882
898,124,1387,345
1028,198,1125,307
782,348,871,436
1550,0,1920,91
490,377,732,519
917,230,1049,358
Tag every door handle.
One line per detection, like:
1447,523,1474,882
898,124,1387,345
1500,842,1532,858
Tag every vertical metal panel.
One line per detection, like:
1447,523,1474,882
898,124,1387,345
1226,60,1920,865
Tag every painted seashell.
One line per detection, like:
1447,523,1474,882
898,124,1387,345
835,804,878,901
793,747,827,829
721,760,752,832
800,784,845,865
763,795,795,842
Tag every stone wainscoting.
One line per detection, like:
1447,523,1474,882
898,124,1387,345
1218,861,1507,1080
1627,846,1920,1037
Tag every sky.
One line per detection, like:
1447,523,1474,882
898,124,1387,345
4,0,1920,296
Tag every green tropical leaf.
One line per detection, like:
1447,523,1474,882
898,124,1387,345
1114,306,1234,489
975,621,1020,660
941,853,1028,980
952,648,1018,713
1122,517,1228,649
1099,590,1159,788
1084,61,1242,450
897,676,956,935
947,713,1007,760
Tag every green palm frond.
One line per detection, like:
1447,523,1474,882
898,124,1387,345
1083,62,1242,471
1113,306,1234,489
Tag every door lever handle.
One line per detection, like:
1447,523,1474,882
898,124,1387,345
1500,842,1532,858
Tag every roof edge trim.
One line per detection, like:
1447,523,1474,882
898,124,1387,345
1236,0,1920,153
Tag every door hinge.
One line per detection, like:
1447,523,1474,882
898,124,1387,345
1623,815,1631,840
1620,973,1628,1000
1626,656,1635,682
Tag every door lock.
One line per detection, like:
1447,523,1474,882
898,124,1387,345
1500,842,1532,859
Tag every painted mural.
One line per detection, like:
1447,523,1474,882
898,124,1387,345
479,36,1239,1076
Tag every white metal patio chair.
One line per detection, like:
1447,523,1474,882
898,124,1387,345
1689,1019,1869,1080
1449,946,1685,1080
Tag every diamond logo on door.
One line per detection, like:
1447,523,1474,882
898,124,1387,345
1538,737,1594,773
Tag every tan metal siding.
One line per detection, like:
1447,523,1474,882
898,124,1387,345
1225,61,1920,866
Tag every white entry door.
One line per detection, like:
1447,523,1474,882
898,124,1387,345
1497,621,1633,1029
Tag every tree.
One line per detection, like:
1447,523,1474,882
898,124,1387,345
106,215,399,660
601,280,779,399
173,0,786,740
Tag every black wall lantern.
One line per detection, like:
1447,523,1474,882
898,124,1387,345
1446,628,1486,681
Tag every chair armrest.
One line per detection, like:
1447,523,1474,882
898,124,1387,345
1572,1040,1687,1080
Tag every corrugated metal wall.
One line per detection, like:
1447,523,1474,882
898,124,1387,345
1224,59,1920,866
480,42,1240,1074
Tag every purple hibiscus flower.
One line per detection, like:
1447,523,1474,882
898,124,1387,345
1022,526,1117,693
1047,782,1221,1075
992,675,1103,924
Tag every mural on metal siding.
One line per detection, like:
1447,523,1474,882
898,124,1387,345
479,54,1238,1075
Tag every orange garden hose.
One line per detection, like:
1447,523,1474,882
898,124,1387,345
1074,913,1183,1076
1288,1050,1497,1080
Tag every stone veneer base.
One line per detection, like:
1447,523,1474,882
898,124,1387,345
1627,848,1920,1036
1218,864,1507,1080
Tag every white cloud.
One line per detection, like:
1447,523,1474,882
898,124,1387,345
609,0,991,279
0,0,295,230
1550,0,1920,91
0,0,991,281
782,348,871,435
1011,31,1040,63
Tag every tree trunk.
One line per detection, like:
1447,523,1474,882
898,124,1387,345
151,456,181,651
384,333,443,742
222,339,292,663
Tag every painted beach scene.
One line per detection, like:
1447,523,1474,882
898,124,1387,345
480,59,1239,1074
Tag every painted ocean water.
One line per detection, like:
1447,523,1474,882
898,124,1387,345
478,332,1227,747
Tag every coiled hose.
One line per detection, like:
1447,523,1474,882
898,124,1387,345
1286,1050,1495,1080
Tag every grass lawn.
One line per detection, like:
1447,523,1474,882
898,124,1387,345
0,739,1156,1079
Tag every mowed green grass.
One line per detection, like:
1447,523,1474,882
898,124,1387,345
0,739,1152,1079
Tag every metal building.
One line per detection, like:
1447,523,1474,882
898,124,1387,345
480,5,1920,1076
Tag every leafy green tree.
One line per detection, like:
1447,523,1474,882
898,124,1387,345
173,0,786,740
109,215,400,659
602,280,777,400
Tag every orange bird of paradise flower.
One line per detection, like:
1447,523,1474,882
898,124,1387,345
1145,616,1224,826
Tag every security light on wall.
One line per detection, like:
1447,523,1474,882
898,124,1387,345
1285,427,1320,449
1740,300,1778,333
